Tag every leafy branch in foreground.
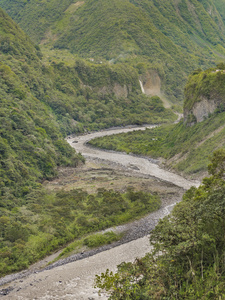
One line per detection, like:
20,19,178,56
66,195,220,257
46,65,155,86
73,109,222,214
95,149,225,299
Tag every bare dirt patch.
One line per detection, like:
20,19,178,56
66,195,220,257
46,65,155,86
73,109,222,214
0,126,193,299
44,159,183,199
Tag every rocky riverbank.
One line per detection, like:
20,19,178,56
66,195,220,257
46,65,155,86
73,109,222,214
0,125,200,299
0,186,183,300
0,172,183,288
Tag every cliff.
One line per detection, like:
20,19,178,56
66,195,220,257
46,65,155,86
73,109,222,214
183,68,225,125
3,0,225,103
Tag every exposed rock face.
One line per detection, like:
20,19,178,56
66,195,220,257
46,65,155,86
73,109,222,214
184,96,218,124
92,69,162,99
140,70,161,96
98,83,132,98
113,83,131,98
192,98,217,122
183,69,225,125
139,70,171,108
97,70,161,99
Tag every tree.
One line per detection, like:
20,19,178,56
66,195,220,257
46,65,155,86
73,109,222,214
95,149,225,299
208,149,225,179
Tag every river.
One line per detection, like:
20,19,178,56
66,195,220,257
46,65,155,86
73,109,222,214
0,125,200,299
66,125,199,190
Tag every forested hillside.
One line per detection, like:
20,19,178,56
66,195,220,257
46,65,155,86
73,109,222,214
0,7,170,276
184,64,225,123
95,150,225,299
1,0,225,102
2,0,225,287
0,8,82,207
89,66,225,178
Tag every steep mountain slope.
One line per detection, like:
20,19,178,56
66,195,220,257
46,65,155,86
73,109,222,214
89,66,225,178
0,8,82,205
1,0,225,102
0,8,177,276
2,0,225,56
0,6,177,201
207,0,225,25
95,151,225,298
184,65,225,124
0,6,177,203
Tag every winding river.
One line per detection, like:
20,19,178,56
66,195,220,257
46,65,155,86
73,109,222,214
67,125,199,190
1,125,200,300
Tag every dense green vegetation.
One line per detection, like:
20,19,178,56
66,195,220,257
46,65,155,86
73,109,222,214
0,6,177,132
0,8,83,206
184,65,225,111
2,1,225,289
0,188,160,276
0,7,170,276
95,150,225,299
3,0,224,55
88,111,225,176
2,0,225,102
3,0,225,49
0,6,175,200
89,65,225,176
45,62,176,131
57,231,123,261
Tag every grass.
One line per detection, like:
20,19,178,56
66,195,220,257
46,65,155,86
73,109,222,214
88,111,225,178
54,231,123,262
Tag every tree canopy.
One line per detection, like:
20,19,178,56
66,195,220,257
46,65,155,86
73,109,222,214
95,149,225,299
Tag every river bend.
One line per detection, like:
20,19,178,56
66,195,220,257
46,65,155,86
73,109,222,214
67,126,199,190
1,125,200,299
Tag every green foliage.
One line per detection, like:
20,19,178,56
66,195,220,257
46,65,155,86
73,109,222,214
89,107,225,176
208,149,225,178
0,57,81,203
0,8,41,59
83,232,121,248
216,62,225,70
184,67,225,111
0,7,175,203
2,0,225,102
0,0,75,43
95,150,225,299
0,8,174,277
2,2,225,285
45,59,176,131
57,231,123,260
0,188,160,276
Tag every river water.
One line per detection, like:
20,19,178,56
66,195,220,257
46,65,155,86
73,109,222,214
1,126,200,299
67,126,199,190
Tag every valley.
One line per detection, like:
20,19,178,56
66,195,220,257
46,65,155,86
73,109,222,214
1,0,225,298
0,125,195,299
67,125,199,189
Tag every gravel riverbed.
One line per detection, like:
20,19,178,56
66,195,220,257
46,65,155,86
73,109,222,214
0,192,180,300
0,125,200,299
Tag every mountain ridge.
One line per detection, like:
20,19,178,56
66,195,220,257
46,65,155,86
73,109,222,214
0,5,175,211
2,0,225,102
